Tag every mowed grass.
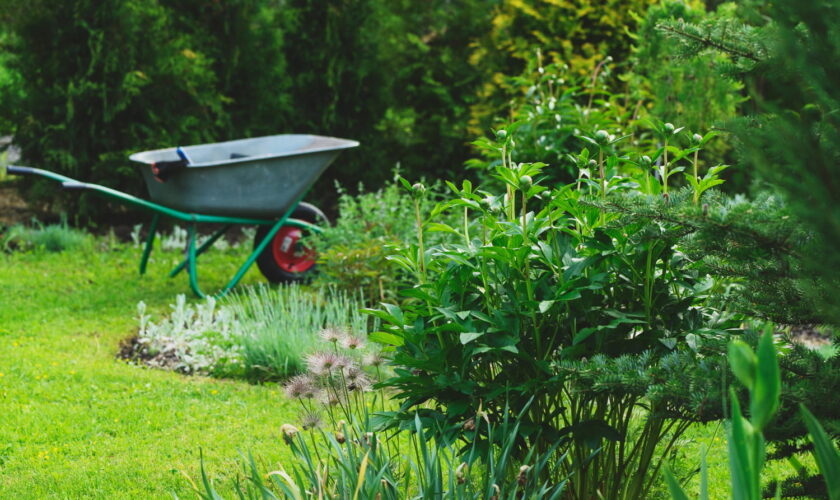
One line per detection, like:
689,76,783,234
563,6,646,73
0,242,297,498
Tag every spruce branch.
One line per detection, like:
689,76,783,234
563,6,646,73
657,23,762,63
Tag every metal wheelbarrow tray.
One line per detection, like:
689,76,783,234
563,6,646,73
7,134,359,297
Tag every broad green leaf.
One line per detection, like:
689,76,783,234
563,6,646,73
729,391,760,500
751,329,780,430
539,300,554,313
425,222,460,235
662,466,690,500
800,405,840,500
368,331,404,346
459,332,483,344
728,340,757,391
572,327,599,345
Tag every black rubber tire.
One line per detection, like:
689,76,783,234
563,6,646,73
254,202,329,284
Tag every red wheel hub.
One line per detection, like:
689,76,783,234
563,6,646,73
271,226,316,273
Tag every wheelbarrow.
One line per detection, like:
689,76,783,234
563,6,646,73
6,134,359,297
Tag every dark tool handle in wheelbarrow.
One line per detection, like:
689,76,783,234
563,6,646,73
150,159,188,183
6,165,38,176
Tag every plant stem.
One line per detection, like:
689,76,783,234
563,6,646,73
663,138,669,194
693,149,700,204
414,198,426,284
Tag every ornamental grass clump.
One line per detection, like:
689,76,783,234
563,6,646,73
227,284,368,381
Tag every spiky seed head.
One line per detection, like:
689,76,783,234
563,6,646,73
284,375,316,399
305,352,341,376
362,351,385,368
280,424,299,444
318,326,344,344
321,389,341,407
301,412,322,431
341,334,365,350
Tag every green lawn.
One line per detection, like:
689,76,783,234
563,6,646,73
0,243,297,498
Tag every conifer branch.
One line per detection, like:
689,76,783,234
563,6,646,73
657,24,762,63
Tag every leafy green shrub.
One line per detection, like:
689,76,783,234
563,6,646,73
312,176,449,304
367,128,746,498
1,219,92,252
0,0,236,220
467,0,654,137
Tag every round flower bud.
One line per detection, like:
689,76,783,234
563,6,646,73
412,183,426,195
692,133,703,145
664,122,675,134
594,129,610,144
519,175,533,190
495,129,507,140
640,155,652,166
587,159,597,168
480,197,493,210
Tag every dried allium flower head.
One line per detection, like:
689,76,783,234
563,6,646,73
280,424,299,444
517,465,530,486
305,352,341,375
318,326,344,344
301,412,322,431
462,418,476,432
341,334,365,351
456,462,468,484
362,351,385,368
335,431,346,444
284,375,316,399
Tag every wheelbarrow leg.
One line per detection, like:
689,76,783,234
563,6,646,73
186,223,206,299
139,214,160,275
169,224,231,278
216,217,285,297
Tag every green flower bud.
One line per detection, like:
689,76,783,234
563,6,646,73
496,129,508,140
480,197,493,210
664,122,675,134
519,175,533,190
692,133,703,145
588,159,597,168
594,130,610,144
412,183,426,195
640,155,652,166
801,104,822,122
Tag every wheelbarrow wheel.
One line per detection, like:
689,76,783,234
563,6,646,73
254,202,328,284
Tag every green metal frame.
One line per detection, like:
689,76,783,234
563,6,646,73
8,165,321,298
